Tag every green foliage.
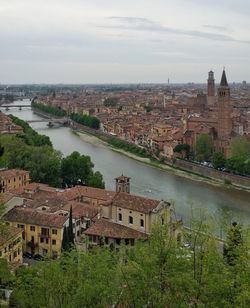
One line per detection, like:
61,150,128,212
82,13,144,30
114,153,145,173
88,171,105,189
195,134,213,161
9,221,250,307
224,222,243,266
230,136,250,160
212,152,226,169
226,156,250,175
103,97,118,107
144,104,153,113
174,143,190,159
101,135,149,158
9,114,52,147
32,100,67,117
61,151,103,188
70,113,100,130
68,206,74,245
0,135,62,187
62,226,70,251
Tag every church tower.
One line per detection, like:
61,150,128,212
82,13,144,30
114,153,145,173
217,69,232,156
115,175,130,194
207,70,215,106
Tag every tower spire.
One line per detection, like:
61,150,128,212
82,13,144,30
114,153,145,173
220,68,228,87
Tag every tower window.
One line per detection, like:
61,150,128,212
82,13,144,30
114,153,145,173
118,213,122,221
129,216,133,224
140,219,144,227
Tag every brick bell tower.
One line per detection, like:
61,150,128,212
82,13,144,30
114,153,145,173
207,70,216,106
217,69,232,156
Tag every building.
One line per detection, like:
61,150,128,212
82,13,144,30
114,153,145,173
115,175,130,193
207,70,216,106
4,207,68,258
0,169,30,193
216,69,233,156
0,226,23,265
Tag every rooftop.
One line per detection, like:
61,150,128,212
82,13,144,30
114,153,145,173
84,218,146,239
4,207,68,228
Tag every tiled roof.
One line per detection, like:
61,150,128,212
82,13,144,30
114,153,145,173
4,207,68,228
58,186,116,202
0,226,22,246
0,169,29,179
112,192,159,214
62,201,99,219
84,218,146,239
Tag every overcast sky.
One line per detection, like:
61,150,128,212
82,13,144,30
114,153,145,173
1,0,250,84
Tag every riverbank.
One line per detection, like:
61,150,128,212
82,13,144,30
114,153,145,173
30,104,250,192
73,128,250,193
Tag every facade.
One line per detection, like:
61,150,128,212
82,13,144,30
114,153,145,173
0,169,30,193
0,226,23,265
4,207,68,258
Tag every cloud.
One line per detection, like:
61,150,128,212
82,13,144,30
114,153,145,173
101,16,250,44
202,24,229,32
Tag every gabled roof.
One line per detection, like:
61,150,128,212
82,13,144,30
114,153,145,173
84,218,146,239
112,192,161,214
4,207,68,228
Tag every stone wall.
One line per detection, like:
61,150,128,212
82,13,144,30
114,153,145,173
175,159,250,189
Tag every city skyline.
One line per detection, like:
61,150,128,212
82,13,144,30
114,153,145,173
1,0,250,84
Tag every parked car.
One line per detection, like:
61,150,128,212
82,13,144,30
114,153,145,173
33,254,44,261
23,252,32,259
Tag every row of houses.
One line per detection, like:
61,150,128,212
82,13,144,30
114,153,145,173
0,169,178,265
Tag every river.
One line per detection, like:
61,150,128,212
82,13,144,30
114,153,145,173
3,99,250,230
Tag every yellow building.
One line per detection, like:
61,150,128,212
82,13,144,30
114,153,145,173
4,207,68,258
0,226,23,265
0,169,30,193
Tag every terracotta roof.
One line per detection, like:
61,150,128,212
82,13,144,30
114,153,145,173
0,169,29,179
4,207,68,228
112,192,160,214
62,201,99,219
0,226,22,246
84,218,146,239
58,186,116,202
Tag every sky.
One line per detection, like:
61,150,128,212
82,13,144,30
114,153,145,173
0,0,250,84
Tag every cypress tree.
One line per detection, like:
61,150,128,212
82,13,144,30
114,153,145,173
68,206,74,245
62,226,69,251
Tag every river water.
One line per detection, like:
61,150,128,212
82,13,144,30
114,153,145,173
3,99,250,229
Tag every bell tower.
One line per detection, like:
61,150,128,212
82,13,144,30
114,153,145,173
217,69,232,156
207,70,215,106
115,175,130,194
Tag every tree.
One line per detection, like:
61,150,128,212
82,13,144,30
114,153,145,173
88,171,105,189
62,226,69,251
103,97,118,107
230,136,250,160
173,143,190,159
68,206,74,245
212,152,226,169
61,151,94,187
223,222,243,266
195,134,213,161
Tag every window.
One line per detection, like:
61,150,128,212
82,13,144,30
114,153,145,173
41,228,49,236
46,238,49,244
17,224,24,229
52,239,56,245
105,237,109,245
129,216,133,224
77,231,80,236
93,235,97,243
40,238,44,243
140,219,144,227
14,177,16,182
116,238,121,245
118,213,122,221
52,229,57,235
30,226,35,232
131,239,135,246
